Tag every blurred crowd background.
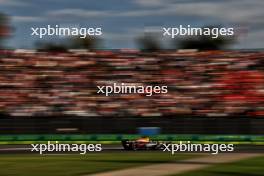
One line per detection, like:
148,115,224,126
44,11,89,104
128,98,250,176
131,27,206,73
0,49,264,117
0,4,264,118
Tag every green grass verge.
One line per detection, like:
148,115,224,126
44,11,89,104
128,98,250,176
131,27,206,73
0,152,197,176
173,156,264,176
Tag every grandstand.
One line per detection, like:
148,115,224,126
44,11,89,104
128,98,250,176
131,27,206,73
0,50,264,117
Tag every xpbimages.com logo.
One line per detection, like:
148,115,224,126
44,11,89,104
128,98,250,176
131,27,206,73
97,83,168,96
31,25,102,38
31,141,102,154
163,141,234,155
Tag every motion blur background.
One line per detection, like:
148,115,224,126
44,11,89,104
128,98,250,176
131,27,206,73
0,1,263,176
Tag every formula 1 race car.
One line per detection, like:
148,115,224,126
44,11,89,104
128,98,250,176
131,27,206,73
121,137,168,150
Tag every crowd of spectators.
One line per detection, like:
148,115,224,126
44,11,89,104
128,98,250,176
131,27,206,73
0,49,264,117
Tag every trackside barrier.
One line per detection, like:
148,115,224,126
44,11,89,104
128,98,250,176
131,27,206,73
0,134,263,143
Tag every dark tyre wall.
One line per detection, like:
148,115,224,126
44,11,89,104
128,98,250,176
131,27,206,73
0,116,263,135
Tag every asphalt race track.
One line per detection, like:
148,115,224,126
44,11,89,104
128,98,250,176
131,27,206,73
0,144,263,154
